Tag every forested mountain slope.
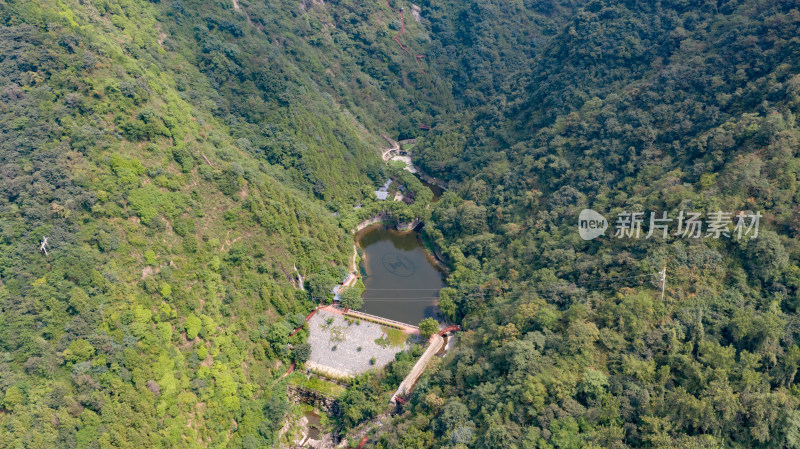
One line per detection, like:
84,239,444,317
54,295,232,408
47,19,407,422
381,0,800,448
0,0,422,445
1,0,800,448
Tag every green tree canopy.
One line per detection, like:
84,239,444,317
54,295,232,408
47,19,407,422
339,286,365,310
419,318,439,339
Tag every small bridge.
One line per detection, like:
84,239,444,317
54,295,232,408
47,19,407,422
439,325,460,336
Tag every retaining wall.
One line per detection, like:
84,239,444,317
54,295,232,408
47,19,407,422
287,384,341,416
353,214,390,233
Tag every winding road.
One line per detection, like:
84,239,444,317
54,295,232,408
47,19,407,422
380,134,401,162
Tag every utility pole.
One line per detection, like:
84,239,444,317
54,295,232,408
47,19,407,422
660,266,667,302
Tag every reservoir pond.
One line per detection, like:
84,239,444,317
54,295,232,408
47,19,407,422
355,226,444,325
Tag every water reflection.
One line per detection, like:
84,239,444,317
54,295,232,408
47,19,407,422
356,226,444,325
304,411,321,440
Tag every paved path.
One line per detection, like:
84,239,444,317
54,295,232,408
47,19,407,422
321,306,419,334
380,135,400,162
390,334,444,404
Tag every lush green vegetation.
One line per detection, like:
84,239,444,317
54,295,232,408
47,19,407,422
0,0,406,446
339,344,429,427
339,284,365,310
285,372,346,399
375,326,409,348
375,0,800,448
419,317,439,338
2,0,800,447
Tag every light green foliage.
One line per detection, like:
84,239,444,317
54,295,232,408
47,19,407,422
578,368,609,399
2,0,800,447
184,314,202,340
144,249,157,266
2,386,23,412
285,372,346,398
437,287,458,321
418,318,439,339
110,154,145,185
156,322,172,343
376,326,407,348
68,287,91,315
128,185,162,224
64,339,95,364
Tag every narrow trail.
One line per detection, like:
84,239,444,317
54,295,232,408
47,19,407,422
385,0,426,73
380,134,400,162
349,244,358,274
380,134,448,191
338,412,392,448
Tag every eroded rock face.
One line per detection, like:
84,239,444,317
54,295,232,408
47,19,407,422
284,386,343,448
286,385,342,416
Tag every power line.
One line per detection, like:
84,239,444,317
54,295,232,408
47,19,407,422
361,276,660,300
358,273,656,292
360,296,462,299
159,264,663,297
568,273,656,287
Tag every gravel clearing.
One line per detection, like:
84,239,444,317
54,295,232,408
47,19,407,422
306,309,412,377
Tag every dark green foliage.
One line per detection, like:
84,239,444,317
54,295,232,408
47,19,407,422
376,1,800,448
291,343,311,364
2,0,800,447
339,286,365,310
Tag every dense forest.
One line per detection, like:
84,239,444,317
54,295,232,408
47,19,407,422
1,0,799,448
385,0,800,448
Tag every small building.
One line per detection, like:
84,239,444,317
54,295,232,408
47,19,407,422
331,273,357,301
374,179,393,201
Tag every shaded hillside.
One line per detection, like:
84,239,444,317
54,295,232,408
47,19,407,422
378,1,800,448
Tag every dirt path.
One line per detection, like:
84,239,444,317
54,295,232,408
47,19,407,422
349,244,358,274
